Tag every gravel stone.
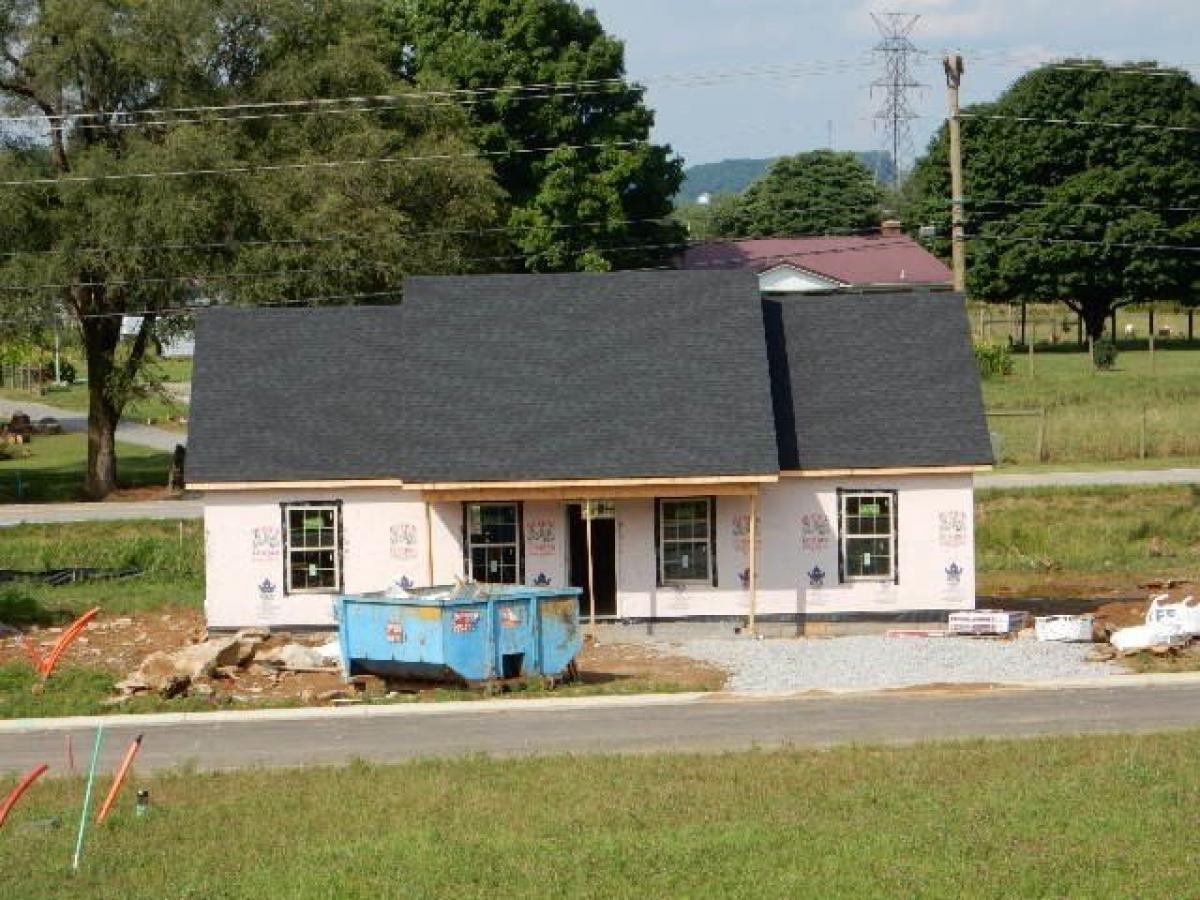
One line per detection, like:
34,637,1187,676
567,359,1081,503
662,633,1124,692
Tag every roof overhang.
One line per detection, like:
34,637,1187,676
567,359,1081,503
416,474,776,502
189,478,407,492
780,465,991,478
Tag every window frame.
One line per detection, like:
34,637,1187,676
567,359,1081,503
837,489,899,584
462,501,524,585
656,496,717,587
280,501,344,596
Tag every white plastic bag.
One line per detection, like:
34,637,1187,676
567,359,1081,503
1145,595,1200,637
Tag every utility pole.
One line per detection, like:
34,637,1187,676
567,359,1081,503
944,51,966,294
871,12,923,186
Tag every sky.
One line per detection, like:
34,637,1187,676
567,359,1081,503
584,0,1200,168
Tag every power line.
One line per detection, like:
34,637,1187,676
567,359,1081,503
965,219,1188,237
958,112,1200,133
0,202,900,260
8,236,921,310
964,233,1200,252
927,47,1200,75
0,56,873,128
0,139,646,189
963,198,1200,213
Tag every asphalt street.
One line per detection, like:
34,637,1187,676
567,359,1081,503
3,681,1199,775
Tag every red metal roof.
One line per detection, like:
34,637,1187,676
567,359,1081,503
680,235,953,287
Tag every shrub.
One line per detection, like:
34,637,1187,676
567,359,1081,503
40,359,77,384
974,342,1014,379
1093,339,1119,370
0,585,48,625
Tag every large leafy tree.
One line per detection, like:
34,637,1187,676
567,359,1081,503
710,150,886,239
0,0,501,498
906,61,1200,338
382,0,685,271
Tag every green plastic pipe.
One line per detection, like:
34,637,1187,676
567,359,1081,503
72,725,105,874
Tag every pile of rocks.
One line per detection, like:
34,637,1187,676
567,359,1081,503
114,630,339,699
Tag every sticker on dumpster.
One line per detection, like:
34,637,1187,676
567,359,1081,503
500,606,521,629
452,611,480,634
385,619,406,643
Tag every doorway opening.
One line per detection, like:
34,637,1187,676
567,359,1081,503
567,502,617,618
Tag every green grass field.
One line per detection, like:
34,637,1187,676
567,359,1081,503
976,484,1200,578
0,520,203,619
0,434,173,503
981,347,1200,465
3,731,1199,898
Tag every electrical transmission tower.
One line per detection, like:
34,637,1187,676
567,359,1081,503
870,12,923,185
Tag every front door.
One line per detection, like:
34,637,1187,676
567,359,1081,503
567,503,617,618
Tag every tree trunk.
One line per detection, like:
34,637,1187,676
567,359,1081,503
1080,302,1112,342
81,315,123,500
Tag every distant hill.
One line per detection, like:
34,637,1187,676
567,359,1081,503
678,152,896,203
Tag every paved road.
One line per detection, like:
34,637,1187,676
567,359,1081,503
0,396,184,452
977,467,1200,489
0,498,202,526
3,682,1199,775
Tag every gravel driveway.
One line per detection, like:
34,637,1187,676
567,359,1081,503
663,634,1123,692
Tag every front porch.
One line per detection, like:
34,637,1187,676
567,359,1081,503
421,477,769,631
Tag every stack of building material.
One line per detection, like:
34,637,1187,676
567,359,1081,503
1035,615,1096,643
947,610,1028,637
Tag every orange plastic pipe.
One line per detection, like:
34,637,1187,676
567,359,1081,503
96,734,143,825
0,763,49,828
38,607,101,678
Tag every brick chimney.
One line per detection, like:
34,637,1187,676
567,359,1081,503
881,219,903,237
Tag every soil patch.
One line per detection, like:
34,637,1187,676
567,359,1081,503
977,572,1181,599
0,609,724,710
577,641,727,691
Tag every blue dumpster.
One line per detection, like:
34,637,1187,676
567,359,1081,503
335,585,584,685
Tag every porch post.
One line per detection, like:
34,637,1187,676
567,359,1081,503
586,500,596,641
424,501,435,587
747,491,758,636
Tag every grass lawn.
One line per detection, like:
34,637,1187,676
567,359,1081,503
976,484,1200,580
0,519,203,618
982,347,1200,465
0,433,173,503
2,731,1199,898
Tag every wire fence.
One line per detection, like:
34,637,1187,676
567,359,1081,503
987,404,1200,465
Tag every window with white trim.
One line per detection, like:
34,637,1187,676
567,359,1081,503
465,502,522,584
839,491,897,581
659,497,713,584
283,503,342,593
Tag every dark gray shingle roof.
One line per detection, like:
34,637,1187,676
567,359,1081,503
762,293,994,470
188,307,415,483
188,270,781,484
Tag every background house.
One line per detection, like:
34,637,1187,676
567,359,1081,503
680,223,953,294
188,271,990,631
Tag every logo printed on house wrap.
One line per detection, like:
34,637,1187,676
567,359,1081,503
251,526,282,561
389,523,419,560
525,519,557,556
800,513,832,552
938,511,967,548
